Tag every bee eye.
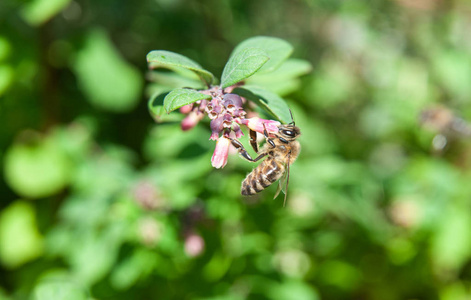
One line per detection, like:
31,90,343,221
282,130,295,137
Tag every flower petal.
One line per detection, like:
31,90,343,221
242,117,280,134
211,137,230,168
181,111,203,131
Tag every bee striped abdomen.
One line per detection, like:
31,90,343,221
241,159,285,195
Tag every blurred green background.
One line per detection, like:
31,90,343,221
2,0,471,299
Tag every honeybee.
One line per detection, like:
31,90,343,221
228,119,301,206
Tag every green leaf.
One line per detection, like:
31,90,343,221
247,58,313,83
147,70,205,90
163,88,211,113
148,92,184,122
110,249,157,290
21,0,71,26
147,50,214,86
70,225,123,285
148,92,168,122
232,36,293,73
233,85,291,123
432,49,471,101
220,48,269,88
0,36,12,62
4,133,72,199
250,79,301,97
267,279,320,300
318,260,361,290
0,65,14,96
430,206,471,271
245,59,312,96
33,276,88,300
0,201,44,268
73,29,143,112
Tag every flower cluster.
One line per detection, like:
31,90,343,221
207,93,246,140
178,88,281,169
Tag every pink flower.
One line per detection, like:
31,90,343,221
210,116,224,140
223,93,243,109
233,123,244,138
211,137,230,168
184,233,205,257
237,117,280,134
222,113,232,128
181,111,203,131
179,104,193,114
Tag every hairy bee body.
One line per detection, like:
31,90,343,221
241,157,284,195
241,125,301,196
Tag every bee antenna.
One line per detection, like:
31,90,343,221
288,109,295,125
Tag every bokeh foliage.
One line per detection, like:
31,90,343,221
2,0,471,299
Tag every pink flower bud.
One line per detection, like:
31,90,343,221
210,116,224,140
181,111,203,131
233,124,244,138
223,93,243,108
208,110,218,119
238,117,280,134
211,137,230,168
233,109,246,118
223,113,232,128
184,233,205,257
213,104,224,114
198,100,208,111
210,132,219,140
179,104,193,114
223,99,236,113
208,99,218,110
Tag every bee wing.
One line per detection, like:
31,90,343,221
274,170,287,199
273,151,291,207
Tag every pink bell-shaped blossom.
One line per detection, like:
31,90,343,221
237,117,280,134
211,136,230,169
179,103,194,114
232,123,244,138
184,232,205,257
210,116,224,140
181,111,204,131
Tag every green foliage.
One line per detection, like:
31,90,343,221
231,36,293,74
220,47,269,88
73,29,143,112
147,36,308,123
246,59,313,96
4,133,72,198
163,88,211,113
147,50,215,86
233,85,292,124
0,201,44,268
3,1,471,300
32,271,89,300
20,0,71,26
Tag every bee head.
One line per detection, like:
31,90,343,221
278,124,301,140
277,109,300,140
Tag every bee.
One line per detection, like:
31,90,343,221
228,116,301,206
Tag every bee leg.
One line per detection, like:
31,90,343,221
262,123,276,148
249,129,259,153
228,138,267,162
